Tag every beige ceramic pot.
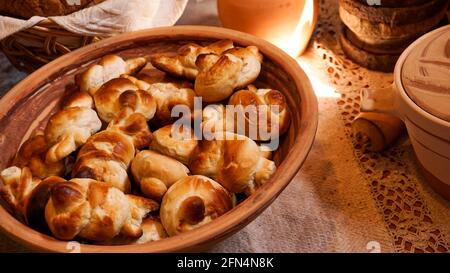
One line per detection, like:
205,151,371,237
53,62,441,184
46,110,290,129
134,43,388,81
217,0,319,57
362,25,450,200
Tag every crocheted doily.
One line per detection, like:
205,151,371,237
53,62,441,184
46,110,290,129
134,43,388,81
301,0,450,253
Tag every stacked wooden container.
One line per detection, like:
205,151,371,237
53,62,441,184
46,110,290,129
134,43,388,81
339,0,449,72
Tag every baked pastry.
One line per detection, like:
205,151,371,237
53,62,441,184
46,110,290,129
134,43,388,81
44,97,102,164
0,0,102,18
259,144,273,160
146,82,196,126
189,132,276,194
201,104,234,136
93,77,157,123
136,62,195,86
72,131,135,193
131,150,190,202
24,176,67,233
101,217,168,245
0,167,41,216
194,46,263,102
150,124,198,165
107,107,153,150
151,40,234,80
79,55,147,96
45,178,159,241
124,73,196,126
63,90,95,109
228,85,291,140
14,135,65,179
160,175,233,236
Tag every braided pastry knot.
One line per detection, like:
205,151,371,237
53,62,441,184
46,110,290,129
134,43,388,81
160,175,233,236
194,46,263,102
151,40,234,80
131,150,189,202
93,77,157,123
228,85,291,140
189,132,276,195
44,91,102,164
72,131,135,193
0,167,40,215
79,55,147,96
45,178,159,242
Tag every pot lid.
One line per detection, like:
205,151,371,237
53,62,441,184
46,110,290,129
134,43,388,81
401,26,450,122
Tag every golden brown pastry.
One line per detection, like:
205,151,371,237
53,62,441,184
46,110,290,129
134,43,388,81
72,131,135,193
24,176,66,233
151,40,234,80
160,175,233,236
194,46,263,102
0,0,102,18
44,97,102,164
201,104,235,136
93,77,157,123
107,107,153,150
119,73,196,125
100,217,168,245
45,178,159,241
228,85,291,140
63,90,95,109
79,55,147,96
150,124,198,165
131,150,190,202
124,73,195,124
14,135,65,179
189,132,276,195
0,167,41,215
146,82,196,125
259,144,273,160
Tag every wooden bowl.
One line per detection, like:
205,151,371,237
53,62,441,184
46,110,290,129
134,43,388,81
0,26,318,252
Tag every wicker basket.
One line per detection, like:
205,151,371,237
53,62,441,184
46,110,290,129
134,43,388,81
1,19,101,73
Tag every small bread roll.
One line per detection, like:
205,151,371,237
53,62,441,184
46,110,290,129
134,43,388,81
100,217,168,245
45,107,102,163
151,40,234,80
120,73,195,126
24,176,66,233
107,108,153,150
45,178,159,241
228,85,291,140
93,77,157,123
14,135,64,179
72,131,135,192
79,55,146,96
189,132,276,195
201,104,235,137
131,150,190,202
0,167,41,216
194,46,263,102
160,175,233,236
150,124,198,165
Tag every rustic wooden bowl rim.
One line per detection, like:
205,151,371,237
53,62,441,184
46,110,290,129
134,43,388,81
0,25,318,253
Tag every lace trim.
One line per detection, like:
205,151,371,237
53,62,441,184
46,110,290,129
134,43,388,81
307,0,450,253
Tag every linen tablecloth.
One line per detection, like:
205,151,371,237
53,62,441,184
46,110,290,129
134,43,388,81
0,0,449,253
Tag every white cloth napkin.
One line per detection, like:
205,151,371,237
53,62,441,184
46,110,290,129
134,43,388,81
0,0,188,40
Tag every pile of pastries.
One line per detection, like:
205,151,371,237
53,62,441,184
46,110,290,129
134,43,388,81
0,40,291,245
